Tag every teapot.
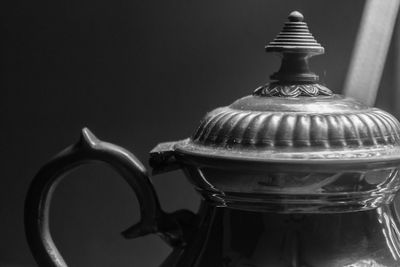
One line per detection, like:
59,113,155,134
25,11,400,266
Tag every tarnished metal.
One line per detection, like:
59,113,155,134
25,11,400,267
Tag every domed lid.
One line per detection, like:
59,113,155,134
174,11,400,165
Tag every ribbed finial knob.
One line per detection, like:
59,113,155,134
266,11,323,54
266,11,324,82
288,11,304,22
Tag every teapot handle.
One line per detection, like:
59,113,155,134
24,128,196,267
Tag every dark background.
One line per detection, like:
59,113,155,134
1,0,399,266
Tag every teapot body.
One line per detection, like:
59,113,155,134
156,160,400,266
23,129,400,267
163,201,400,267
24,11,400,267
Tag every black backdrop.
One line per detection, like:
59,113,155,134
1,0,398,266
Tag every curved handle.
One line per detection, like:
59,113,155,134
25,128,196,267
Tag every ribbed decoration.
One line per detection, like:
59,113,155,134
192,107,400,149
266,11,324,53
265,11,324,82
175,11,400,162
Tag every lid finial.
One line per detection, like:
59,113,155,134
288,11,304,22
266,11,324,82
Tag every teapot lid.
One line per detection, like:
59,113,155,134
173,11,400,167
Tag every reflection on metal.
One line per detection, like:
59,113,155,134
343,0,400,106
377,206,400,261
343,259,385,267
396,16,400,116
25,11,400,267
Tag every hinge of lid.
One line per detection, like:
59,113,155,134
149,141,181,175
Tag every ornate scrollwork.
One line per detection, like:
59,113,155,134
253,82,333,97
